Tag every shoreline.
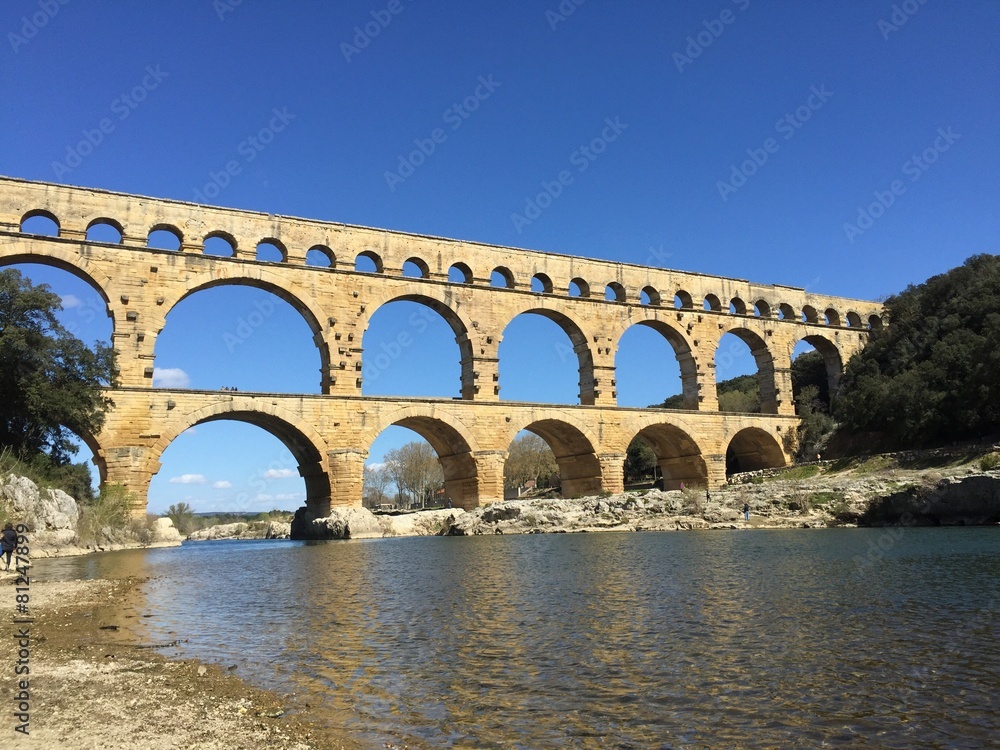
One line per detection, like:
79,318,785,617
1,572,364,749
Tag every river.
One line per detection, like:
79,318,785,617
39,527,1000,748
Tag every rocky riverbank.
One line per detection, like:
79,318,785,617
0,473,183,557
292,463,1000,539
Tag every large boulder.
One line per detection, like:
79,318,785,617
291,506,382,540
378,509,465,537
151,517,183,544
187,520,291,541
0,474,79,546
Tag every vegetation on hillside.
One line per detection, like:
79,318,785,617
835,254,1000,448
0,269,127,535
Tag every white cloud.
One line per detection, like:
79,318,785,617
153,367,190,388
169,474,206,484
212,480,232,489
60,294,83,309
365,462,386,471
263,468,297,479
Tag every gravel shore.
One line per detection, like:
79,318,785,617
0,572,364,749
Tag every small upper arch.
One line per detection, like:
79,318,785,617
85,217,124,244
845,311,862,328
531,273,553,294
640,286,661,306
448,262,473,284
703,294,723,312
824,308,841,326
605,282,626,302
801,304,819,324
356,250,384,274
778,303,796,320
729,297,747,315
147,224,183,251
868,314,884,331
203,231,236,257
674,290,694,309
568,277,590,298
753,299,771,318
256,238,287,263
306,245,335,268
491,266,515,289
402,256,430,279
20,209,60,237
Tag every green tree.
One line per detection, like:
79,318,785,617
624,436,657,484
0,269,117,463
165,502,196,535
835,254,1000,448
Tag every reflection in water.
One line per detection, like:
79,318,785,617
38,528,1000,748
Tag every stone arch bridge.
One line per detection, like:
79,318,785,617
0,177,884,517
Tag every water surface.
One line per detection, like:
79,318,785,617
40,527,1000,748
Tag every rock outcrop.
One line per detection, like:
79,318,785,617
1,473,80,547
187,521,291,541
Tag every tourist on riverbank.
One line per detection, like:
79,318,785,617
1,522,18,570
743,503,750,521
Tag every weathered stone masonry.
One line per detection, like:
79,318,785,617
0,177,884,516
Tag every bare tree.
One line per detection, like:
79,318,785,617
504,432,558,490
362,464,392,508
385,441,444,508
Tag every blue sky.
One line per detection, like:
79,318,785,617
2,1,997,512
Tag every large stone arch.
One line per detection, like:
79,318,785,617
725,426,786,476
507,417,603,498
498,304,596,404
155,269,333,393
144,400,331,513
363,406,481,509
628,422,708,490
717,326,779,414
0,246,118,329
361,291,478,400
611,313,699,409
791,333,844,406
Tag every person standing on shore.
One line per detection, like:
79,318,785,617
743,503,750,521
1,522,18,570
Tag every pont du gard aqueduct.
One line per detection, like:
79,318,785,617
0,177,885,518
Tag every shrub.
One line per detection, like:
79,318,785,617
980,453,1000,471
77,484,134,545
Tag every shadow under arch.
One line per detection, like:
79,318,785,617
145,401,331,514
512,418,603,498
613,317,699,409
726,427,786,477
499,307,596,404
631,423,707,489
365,408,481,509
792,333,844,405
156,271,332,393
718,327,779,414
362,291,477,399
